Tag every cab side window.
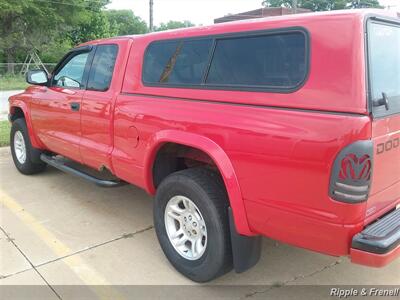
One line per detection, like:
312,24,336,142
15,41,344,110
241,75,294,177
206,33,307,88
142,29,308,92
87,45,118,91
53,52,89,89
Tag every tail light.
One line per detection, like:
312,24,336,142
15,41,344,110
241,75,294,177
329,141,373,203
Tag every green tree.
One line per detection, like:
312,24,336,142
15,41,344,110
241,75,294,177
68,11,112,46
347,0,382,8
0,0,110,72
1,0,58,72
106,10,148,36
40,40,73,64
262,0,381,11
155,20,195,32
66,0,113,46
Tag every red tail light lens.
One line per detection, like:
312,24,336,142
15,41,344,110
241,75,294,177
329,141,373,203
339,153,372,181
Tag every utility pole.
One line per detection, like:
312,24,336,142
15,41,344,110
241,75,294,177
292,0,297,13
149,0,154,32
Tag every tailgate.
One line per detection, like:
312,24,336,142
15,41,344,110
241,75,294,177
368,115,400,217
366,19,400,218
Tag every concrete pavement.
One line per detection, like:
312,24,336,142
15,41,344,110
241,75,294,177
0,90,23,121
0,147,399,299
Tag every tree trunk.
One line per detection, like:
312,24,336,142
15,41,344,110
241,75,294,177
6,51,15,74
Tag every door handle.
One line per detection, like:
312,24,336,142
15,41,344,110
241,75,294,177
70,102,80,111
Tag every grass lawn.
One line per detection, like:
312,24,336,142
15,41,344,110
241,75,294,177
0,120,11,147
0,75,29,90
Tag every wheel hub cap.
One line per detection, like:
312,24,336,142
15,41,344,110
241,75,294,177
14,131,26,164
164,195,207,260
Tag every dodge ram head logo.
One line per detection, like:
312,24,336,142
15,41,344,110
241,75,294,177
339,153,371,181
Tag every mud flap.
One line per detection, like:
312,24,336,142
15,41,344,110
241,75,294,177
228,207,262,273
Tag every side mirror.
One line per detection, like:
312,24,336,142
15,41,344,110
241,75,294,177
26,70,48,86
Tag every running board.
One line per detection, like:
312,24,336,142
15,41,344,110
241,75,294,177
40,154,125,188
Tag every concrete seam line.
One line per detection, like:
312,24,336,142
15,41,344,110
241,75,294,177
283,260,342,284
242,259,342,299
0,226,62,300
0,190,126,300
34,225,154,269
0,266,35,280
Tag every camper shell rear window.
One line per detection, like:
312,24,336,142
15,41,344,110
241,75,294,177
367,18,400,118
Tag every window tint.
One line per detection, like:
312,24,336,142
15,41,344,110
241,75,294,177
53,52,89,88
206,32,306,89
143,39,212,84
368,22,400,117
87,45,118,91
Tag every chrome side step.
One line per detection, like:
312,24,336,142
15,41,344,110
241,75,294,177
40,154,125,188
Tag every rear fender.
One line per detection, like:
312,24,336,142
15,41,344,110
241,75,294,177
144,129,254,236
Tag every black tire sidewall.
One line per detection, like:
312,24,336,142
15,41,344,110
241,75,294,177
154,170,231,282
10,119,45,174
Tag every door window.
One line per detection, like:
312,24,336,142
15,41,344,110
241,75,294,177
87,45,118,91
53,52,90,88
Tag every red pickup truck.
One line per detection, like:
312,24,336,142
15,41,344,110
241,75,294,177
8,9,400,282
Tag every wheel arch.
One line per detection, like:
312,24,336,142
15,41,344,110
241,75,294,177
9,102,42,149
144,129,254,236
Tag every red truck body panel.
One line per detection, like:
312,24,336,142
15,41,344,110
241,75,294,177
8,9,400,266
368,115,400,221
30,86,84,162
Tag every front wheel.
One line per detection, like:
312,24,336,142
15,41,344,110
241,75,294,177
153,168,233,282
10,118,46,175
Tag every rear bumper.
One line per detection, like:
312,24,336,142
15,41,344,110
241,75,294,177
350,246,400,267
350,208,400,267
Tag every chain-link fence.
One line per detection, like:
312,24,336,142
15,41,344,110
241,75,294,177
0,63,57,76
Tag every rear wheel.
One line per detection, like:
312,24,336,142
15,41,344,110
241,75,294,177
154,167,233,282
10,118,46,175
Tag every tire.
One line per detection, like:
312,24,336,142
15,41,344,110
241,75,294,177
154,167,233,282
10,118,46,175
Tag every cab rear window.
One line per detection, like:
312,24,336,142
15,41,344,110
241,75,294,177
142,28,309,92
368,20,400,118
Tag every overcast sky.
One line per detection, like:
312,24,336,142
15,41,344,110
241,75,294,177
106,0,400,26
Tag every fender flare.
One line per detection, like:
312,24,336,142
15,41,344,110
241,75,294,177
144,129,254,236
9,101,43,149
